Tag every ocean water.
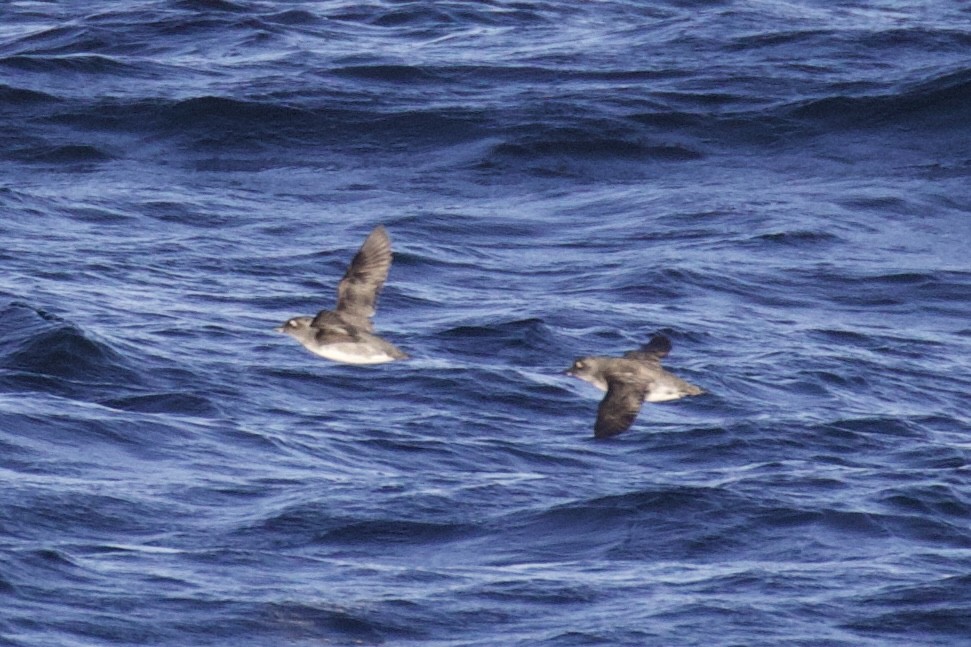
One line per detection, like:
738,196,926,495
2,1,970,645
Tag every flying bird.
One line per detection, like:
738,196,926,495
276,225,408,364
566,334,702,438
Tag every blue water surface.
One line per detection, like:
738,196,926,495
1,1,970,645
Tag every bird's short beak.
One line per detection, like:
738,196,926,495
564,368,575,376
273,325,286,333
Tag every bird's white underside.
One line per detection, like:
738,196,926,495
578,378,693,402
644,385,689,402
305,342,397,364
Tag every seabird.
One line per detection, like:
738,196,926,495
275,225,408,364
566,334,702,438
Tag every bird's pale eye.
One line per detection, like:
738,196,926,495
287,320,297,327
574,361,585,370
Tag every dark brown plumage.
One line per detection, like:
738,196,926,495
276,226,407,364
567,334,703,439
312,225,392,332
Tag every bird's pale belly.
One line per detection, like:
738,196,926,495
645,384,691,402
307,342,397,365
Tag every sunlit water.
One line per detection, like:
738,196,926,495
2,1,970,645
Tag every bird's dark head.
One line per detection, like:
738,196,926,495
566,357,594,378
565,356,610,391
274,316,312,334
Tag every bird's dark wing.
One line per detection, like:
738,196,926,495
594,380,649,439
332,226,392,331
311,310,345,329
306,310,355,340
623,333,671,362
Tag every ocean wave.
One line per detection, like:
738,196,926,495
175,0,247,11
748,230,841,246
10,143,113,164
326,0,555,30
247,502,477,549
1,0,968,168
3,61,965,169
437,317,555,355
262,601,394,644
786,67,971,129
6,488,173,538
35,94,491,152
797,269,969,309
0,53,132,74
489,136,703,162
0,302,218,417
98,392,215,416
845,574,971,638
3,3,970,646
0,83,59,104
878,483,970,525
0,302,137,385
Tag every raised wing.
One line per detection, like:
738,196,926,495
594,380,649,439
623,333,671,362
332,226,392,331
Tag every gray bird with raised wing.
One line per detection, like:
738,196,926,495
566,334,702,438
276,225,408,364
